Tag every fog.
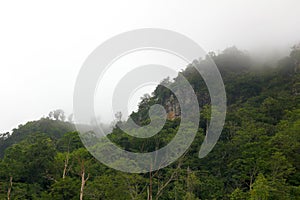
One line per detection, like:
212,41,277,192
0,0,300,133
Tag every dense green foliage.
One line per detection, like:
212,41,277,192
0,46,299,199
0,117,75,157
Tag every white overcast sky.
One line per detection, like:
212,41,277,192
0,0,300,133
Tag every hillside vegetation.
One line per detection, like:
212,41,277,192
0,46,299,199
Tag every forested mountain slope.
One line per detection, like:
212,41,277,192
0,46,299,199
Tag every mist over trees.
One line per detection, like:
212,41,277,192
0,45,299,199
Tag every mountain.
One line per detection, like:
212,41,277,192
0,46,299,199
130,46,300,124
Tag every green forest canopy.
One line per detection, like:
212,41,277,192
0,46,299,199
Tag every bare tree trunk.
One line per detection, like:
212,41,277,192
62,151,69,179
63,140,71,179
155,162,182,200
148,164,153,200
80,172,84,200
80,161,89,200
154,153,186,200
7,176,12,200
147,186,149,200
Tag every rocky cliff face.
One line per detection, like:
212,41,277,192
165,95,180,120
164,91,210,120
